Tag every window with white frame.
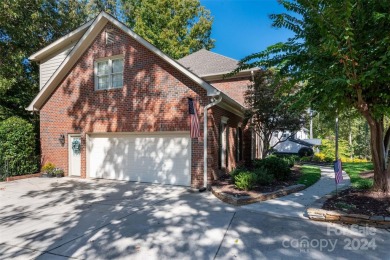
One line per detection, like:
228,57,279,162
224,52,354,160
95,57,123,90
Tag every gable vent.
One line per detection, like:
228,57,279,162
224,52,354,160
105,30,115,45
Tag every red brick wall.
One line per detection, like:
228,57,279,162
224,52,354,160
39,22,252,188
207,106,250,183
40,23,210,187
210,77,251,106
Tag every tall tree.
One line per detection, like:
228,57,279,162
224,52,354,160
235,0,390,191
122,0,215,59
244,70,306,158
0,0,121,121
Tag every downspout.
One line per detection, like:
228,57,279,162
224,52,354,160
201,95,222,191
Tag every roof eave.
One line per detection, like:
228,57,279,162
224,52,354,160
201,68,260,81
29,19,94,61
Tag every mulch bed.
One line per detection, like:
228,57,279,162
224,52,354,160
322,188,390,217
211,166,302,197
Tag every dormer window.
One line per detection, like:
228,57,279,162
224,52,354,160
94,55,123,90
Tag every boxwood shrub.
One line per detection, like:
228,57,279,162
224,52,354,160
254,156,291,181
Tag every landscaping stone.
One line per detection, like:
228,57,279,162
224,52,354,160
347,214,370,220
325,214,341,221
340,216,361,224
307,174,390,226
307,188,390,228
211,183,306,206
370,215,384,221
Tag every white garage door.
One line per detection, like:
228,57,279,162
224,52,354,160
87,133,191,186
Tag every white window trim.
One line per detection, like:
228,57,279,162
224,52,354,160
94,54,124,90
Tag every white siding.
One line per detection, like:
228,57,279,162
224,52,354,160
39,44,75,89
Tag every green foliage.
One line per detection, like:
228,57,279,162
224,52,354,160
235,0,390,190
0,117,38,176
42,162,56,174
53,168,64,177
298,147,314,157
312,110,371,160
234,171,258,191
122,0,215,59
253,167,275,185
244,70,307,157
320,139,349,160
254,156,291,181
276,155,298,168
343,162,374,190
312,153,333,163
298,165,321,187
233,168,275,190
299,156,312,162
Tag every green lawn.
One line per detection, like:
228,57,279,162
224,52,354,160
343,162,373,189
298,165,321,187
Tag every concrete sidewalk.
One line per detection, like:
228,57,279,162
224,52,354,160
241,166,350,219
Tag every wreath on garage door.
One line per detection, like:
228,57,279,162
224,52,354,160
72,139,81,155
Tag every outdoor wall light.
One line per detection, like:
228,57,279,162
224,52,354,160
59,134,65,146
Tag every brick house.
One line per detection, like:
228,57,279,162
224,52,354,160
27,12,259,188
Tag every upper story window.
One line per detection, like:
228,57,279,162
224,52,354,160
95,56,123,90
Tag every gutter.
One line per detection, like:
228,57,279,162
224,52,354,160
201,95,223,191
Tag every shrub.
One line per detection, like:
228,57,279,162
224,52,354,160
234,171,258,191
320,139,350,161
42,162,56,175
255,156,291,181
253,167,274,185
284,157,296,168
313,153,325,162
299,156,312,162
274,154,298,167
298,147,314,157
0,117,38,176
53,168,64,177
340,157,370,163
252,159,263,169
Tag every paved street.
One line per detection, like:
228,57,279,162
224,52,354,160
0,169,389,259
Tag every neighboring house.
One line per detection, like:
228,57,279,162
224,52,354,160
271,128,321,154
27,12,257,188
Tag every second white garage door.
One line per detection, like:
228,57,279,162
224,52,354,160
87,133,191,186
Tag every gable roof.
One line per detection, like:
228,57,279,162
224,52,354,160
177,49,240,77
27,12,225,111
29,20,93,62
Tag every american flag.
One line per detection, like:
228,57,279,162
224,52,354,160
334,159,343,184
188,98,200,138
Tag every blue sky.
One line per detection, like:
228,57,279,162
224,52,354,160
200,0,294,60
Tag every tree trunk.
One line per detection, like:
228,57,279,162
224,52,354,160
262,138,270,159
362,113,389,192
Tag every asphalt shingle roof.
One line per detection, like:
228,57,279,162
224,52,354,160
177,49,239,77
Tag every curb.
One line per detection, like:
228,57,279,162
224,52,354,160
6,173,42,182
211,184,306,206
307,187,390,228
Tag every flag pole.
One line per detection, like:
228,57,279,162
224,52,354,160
335,111,339,196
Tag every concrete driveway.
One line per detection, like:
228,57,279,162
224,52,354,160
1,177,390,260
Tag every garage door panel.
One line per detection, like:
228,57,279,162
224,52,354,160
88,133,191,186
